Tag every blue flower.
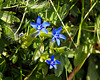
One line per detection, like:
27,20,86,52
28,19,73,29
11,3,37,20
46,55,61,69
30,16,50,37
52,27,66,46
19,32,23,36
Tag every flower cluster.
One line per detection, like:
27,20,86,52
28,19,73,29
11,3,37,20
30,16,66,69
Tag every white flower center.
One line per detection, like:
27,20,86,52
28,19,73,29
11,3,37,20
54,33,59,38
51,61,53,64
38,25,42,30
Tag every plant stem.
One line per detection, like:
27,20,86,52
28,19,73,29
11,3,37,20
67,53,90,80
14,0,29,35
77,1,97,46
64,0,79,15
20,68,22,80
49,0,77,48
24,64,38,80
83,1,97,21
76,0,84,46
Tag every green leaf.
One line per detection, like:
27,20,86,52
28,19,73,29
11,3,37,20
0,59,6,73
3,25,14,40
29,1,49,9
64,54,72,78
31,42,43,62
74,45,88,66
0,11,20,24
21,28,38,48
32,46,41,61
42,65,48,76
39,31,52,37
38,63,48,76
0,0,3,10
0,32,2,38
12,55,18,64
20,51,26,60
59,4,70,20
0,72,3,78
0,77,2,80
28,1,50,12
86,55,100,80
2,1,18,9
70,6,80,17
0,0,3,3
39,3,70,26
75,29,94,66
54,55,64,77
1,1,11,9
95,15,100,43
53,47,75,58
95,3,100,11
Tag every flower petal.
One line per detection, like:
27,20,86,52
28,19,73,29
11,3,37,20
56,38,60,46
52,37,55,42
56,27,62,34
59,34,66,39
42,22,50,27
35,31,40,37
46,60,51,64
53,28,56,35
36,16,41,24
30,23,37,29
51,55,54,61
50,65,53,69
41,28,48,34
53,65,57,69
19,33,23,36
55,60,61,64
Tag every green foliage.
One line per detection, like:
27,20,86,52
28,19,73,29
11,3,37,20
0,0,100,80
95,15,100,43
28,1,50,12
3,25,15,40
46,74,61,80
86,55,100,80
0,11,20,24
0,39,4,53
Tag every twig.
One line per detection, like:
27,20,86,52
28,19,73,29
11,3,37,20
24,64,38,80
67,64,81,80
14,0,29,35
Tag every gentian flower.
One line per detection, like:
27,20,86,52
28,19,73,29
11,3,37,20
46,55,61,69
19,32,23,36
30,16,50,37
52,27,66,46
